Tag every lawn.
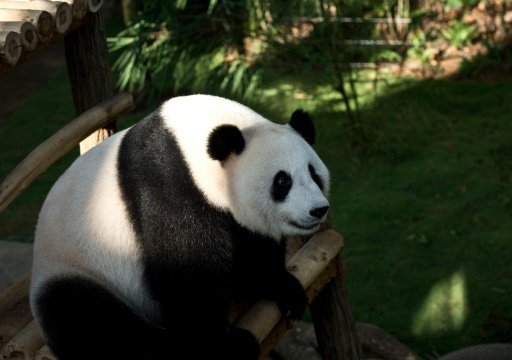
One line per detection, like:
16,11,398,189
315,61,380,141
1,66,511,358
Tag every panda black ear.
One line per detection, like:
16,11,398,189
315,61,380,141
289,109,315,145
207,124,245,161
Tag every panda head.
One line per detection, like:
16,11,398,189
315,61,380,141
207,109,330,240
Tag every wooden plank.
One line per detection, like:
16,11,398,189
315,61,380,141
0,92,134,214
64,8,114,154
310,258,363,360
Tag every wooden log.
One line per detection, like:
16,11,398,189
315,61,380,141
236,229,344,343
0,1,72,33
0,321,45,360
0,31,21,65
310,258,363,360
87,0,103,13
0,92,134,214
0,275,33,350
258,260,338,359
0,9,53,40
0,21,38,50
64,8,114,154
35,346,56,360
49,0,88,19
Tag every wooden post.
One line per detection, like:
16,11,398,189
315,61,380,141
310,257,363,360
64,9,115,154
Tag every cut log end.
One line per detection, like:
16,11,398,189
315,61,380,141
0,31,22,65
88,0,104,13
53,3,72,34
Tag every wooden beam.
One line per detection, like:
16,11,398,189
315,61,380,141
236,229,344,343
0,92,134,214
64,8,115,154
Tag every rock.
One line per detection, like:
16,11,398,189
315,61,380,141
271,321,322,360
357,323,422,360
438,343,512,360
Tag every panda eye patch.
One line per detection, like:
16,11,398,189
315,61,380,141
271,171,292,202
309,164,324,190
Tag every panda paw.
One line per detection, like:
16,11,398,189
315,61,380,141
276,272,307,320
223,326,260,360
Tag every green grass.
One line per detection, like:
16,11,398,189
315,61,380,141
1,67,511,358
260,77,512,357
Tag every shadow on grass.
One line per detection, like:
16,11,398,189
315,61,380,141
307,65,512,357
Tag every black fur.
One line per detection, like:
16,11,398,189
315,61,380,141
113,111,304,358
35,276,164,360
308,164,324,190
207,124,245,161
289,109,315,145
271,171,292,202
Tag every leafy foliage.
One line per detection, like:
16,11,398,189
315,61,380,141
108,0,261,103
441,20,477,49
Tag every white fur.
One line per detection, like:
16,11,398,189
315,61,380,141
30,130,161,323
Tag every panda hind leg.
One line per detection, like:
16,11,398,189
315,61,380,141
34,276,164,360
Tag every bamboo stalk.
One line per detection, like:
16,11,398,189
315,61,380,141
0,1,72,33
35,345,56,360
0,92,134,214
0,30,21,65
0,321,45,360
48,0,87,19
0,9,53,40
0,21,38,50
236,229,344,343
87,0,103,13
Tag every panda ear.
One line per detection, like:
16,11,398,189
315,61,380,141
207,124,245,161
289,109,315,145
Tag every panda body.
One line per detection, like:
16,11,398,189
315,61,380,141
30,95,330,359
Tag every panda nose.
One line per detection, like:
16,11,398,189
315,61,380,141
310,206,329,219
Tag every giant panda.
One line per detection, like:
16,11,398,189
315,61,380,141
30,94,330,360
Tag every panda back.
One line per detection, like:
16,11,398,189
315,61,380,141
31,129,160,323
